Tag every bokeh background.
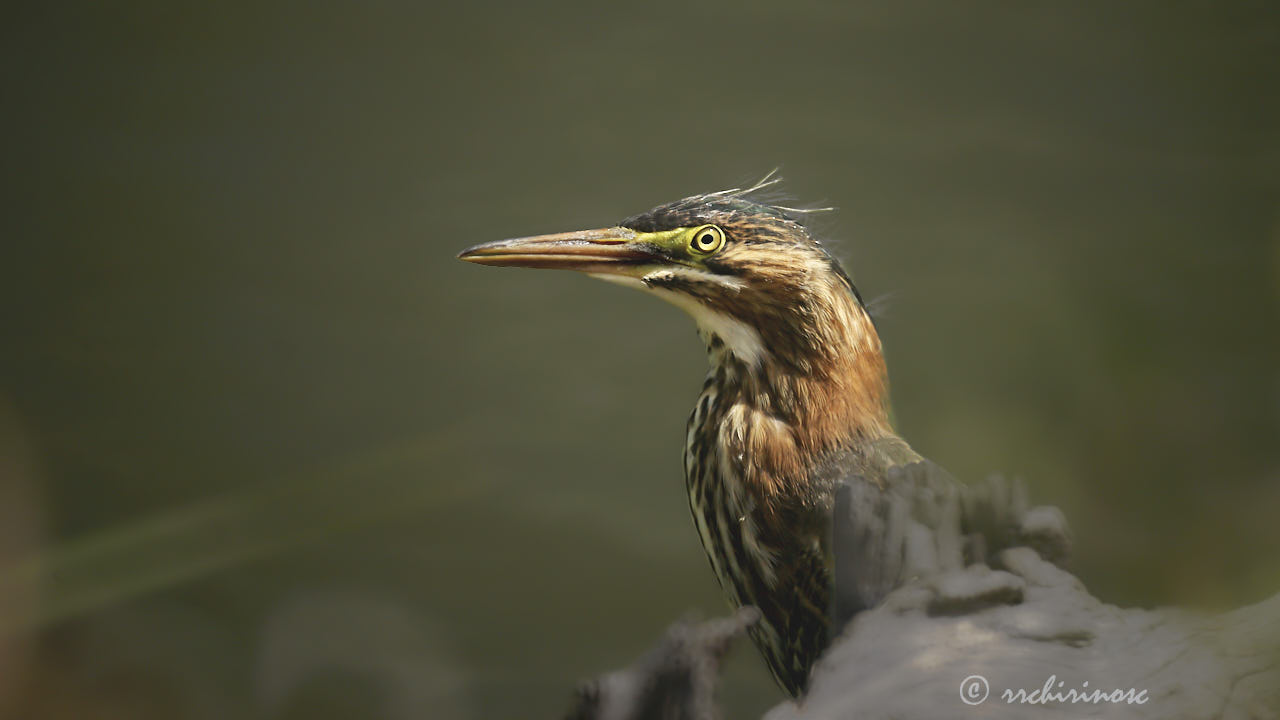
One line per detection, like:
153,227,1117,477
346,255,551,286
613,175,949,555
2,2,1278,718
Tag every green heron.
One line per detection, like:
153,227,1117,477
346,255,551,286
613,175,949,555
458,177,921,696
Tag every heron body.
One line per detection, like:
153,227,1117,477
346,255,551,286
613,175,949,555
459,178,920,695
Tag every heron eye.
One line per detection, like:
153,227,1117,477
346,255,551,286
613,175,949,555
690,225,725,254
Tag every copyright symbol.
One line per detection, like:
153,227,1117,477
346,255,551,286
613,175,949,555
959,675,989,705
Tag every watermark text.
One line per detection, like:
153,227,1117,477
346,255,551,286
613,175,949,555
960,674,1149,707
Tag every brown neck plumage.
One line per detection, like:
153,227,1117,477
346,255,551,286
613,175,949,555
707,278,893,501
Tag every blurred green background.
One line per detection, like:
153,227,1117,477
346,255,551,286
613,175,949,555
2,2,1278,718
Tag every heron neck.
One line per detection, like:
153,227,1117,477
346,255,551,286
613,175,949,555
696,297,894,497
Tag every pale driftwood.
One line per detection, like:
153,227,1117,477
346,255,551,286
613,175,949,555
567,465,1280,720
564,608,760,720
772,550,1280,720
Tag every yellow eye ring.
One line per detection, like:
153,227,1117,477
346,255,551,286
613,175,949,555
689,225,726,254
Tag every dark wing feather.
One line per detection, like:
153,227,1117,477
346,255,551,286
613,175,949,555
750,545,832,697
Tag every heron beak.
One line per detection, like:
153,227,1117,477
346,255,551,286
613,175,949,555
457,227,661,276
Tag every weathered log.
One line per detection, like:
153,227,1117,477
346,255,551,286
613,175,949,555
565,608,760,720
567,464,1280,719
